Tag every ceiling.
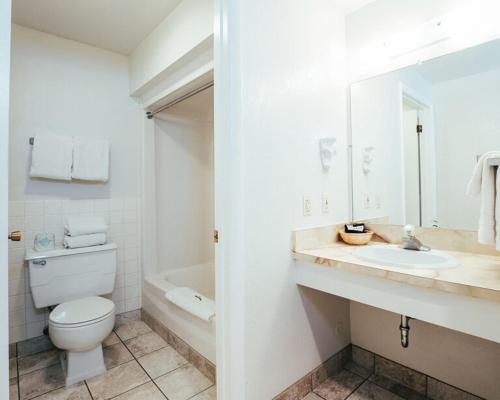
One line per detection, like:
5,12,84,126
12,0,183,55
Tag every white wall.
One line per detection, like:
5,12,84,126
154,93,214,271
9,25,143,342
232,1,352,397
351,302,500,399
129,0,213,95
351,69,432,224
1,0,12,398
434,69,500,230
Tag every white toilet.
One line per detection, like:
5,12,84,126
25,243,117,386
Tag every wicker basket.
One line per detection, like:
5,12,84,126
339,230,373,245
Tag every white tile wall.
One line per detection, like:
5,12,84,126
7,197,142,343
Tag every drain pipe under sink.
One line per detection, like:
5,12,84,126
400,315,412,348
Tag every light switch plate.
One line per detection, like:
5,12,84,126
303,196,312,216
322,193,330,213
363,193,371,209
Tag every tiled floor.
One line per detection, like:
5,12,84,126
9,310,216,400
306,365,415,400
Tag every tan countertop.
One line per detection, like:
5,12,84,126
293,242,500,302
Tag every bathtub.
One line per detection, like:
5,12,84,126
143,262,215,363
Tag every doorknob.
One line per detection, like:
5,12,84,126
8,231,22,241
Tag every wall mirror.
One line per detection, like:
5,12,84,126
350,38,500,230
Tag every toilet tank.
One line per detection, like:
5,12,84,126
25,244,117,308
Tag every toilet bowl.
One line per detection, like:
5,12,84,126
49,296,115,386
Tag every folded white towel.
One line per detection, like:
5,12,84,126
72,137,109,182
29,134,73,181
467,151,500,250
63,233,107,249
65,216,108,237
165,287,215,322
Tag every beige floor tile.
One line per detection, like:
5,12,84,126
349,381,404,400
86,360,150,400
154,364,213,400
302,393,324,400
113,382,167,400
138,347,188,379
18,349,60,376
19,363,65,400
9,381,18,400
9,358,17,379
115,320,151,341
103,331,121,347
190,385,217,400
33,382,92,400
314,369,365,400
124,331,167,358
103,342,134,369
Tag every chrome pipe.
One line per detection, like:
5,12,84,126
400,315,412,348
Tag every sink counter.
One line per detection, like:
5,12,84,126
293,242,500,302
292,223,500,343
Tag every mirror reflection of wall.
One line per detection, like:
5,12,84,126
351,38,500,231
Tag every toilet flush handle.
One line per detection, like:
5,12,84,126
32,259,47,266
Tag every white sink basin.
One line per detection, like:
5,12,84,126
352,245,458,270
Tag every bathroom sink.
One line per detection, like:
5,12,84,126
352,245,458,270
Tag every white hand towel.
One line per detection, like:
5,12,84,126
467,151,500,250
165,287,215,322
64,233,107,249
29,134,73,181
72,137,110,182
65,216,108,236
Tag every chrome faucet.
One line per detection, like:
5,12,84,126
400,224,431,251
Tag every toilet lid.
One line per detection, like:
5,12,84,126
49,296,115,326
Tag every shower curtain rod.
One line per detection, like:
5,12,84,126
146,81,214,119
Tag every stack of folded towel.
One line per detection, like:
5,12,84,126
63,217,108,249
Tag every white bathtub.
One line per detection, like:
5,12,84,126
143,262,215,363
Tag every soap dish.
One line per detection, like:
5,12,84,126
339,230,373,245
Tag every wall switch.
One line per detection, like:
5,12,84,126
321,193,330,213
303,196,312,216
375,194,381,209
363,193,371,209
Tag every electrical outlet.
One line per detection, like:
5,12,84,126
322,193,330,213
363,193,371,209
375,194,381,209
303,196,312,216
335,321,343,336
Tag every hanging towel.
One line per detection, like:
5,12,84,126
29,134,73,181
64,233,107,249
64,216,108,236
165,287,215,322
467,151,500,250
72,137,110,182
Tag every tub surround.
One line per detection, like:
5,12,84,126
292,223,500,344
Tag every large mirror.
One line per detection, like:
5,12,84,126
350,38,500,230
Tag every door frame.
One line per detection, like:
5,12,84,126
1,0,12,398
399,83,437,228
214,0,246,398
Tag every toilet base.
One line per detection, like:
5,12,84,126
61,344,106,386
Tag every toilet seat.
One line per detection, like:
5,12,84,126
49,296,115,328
